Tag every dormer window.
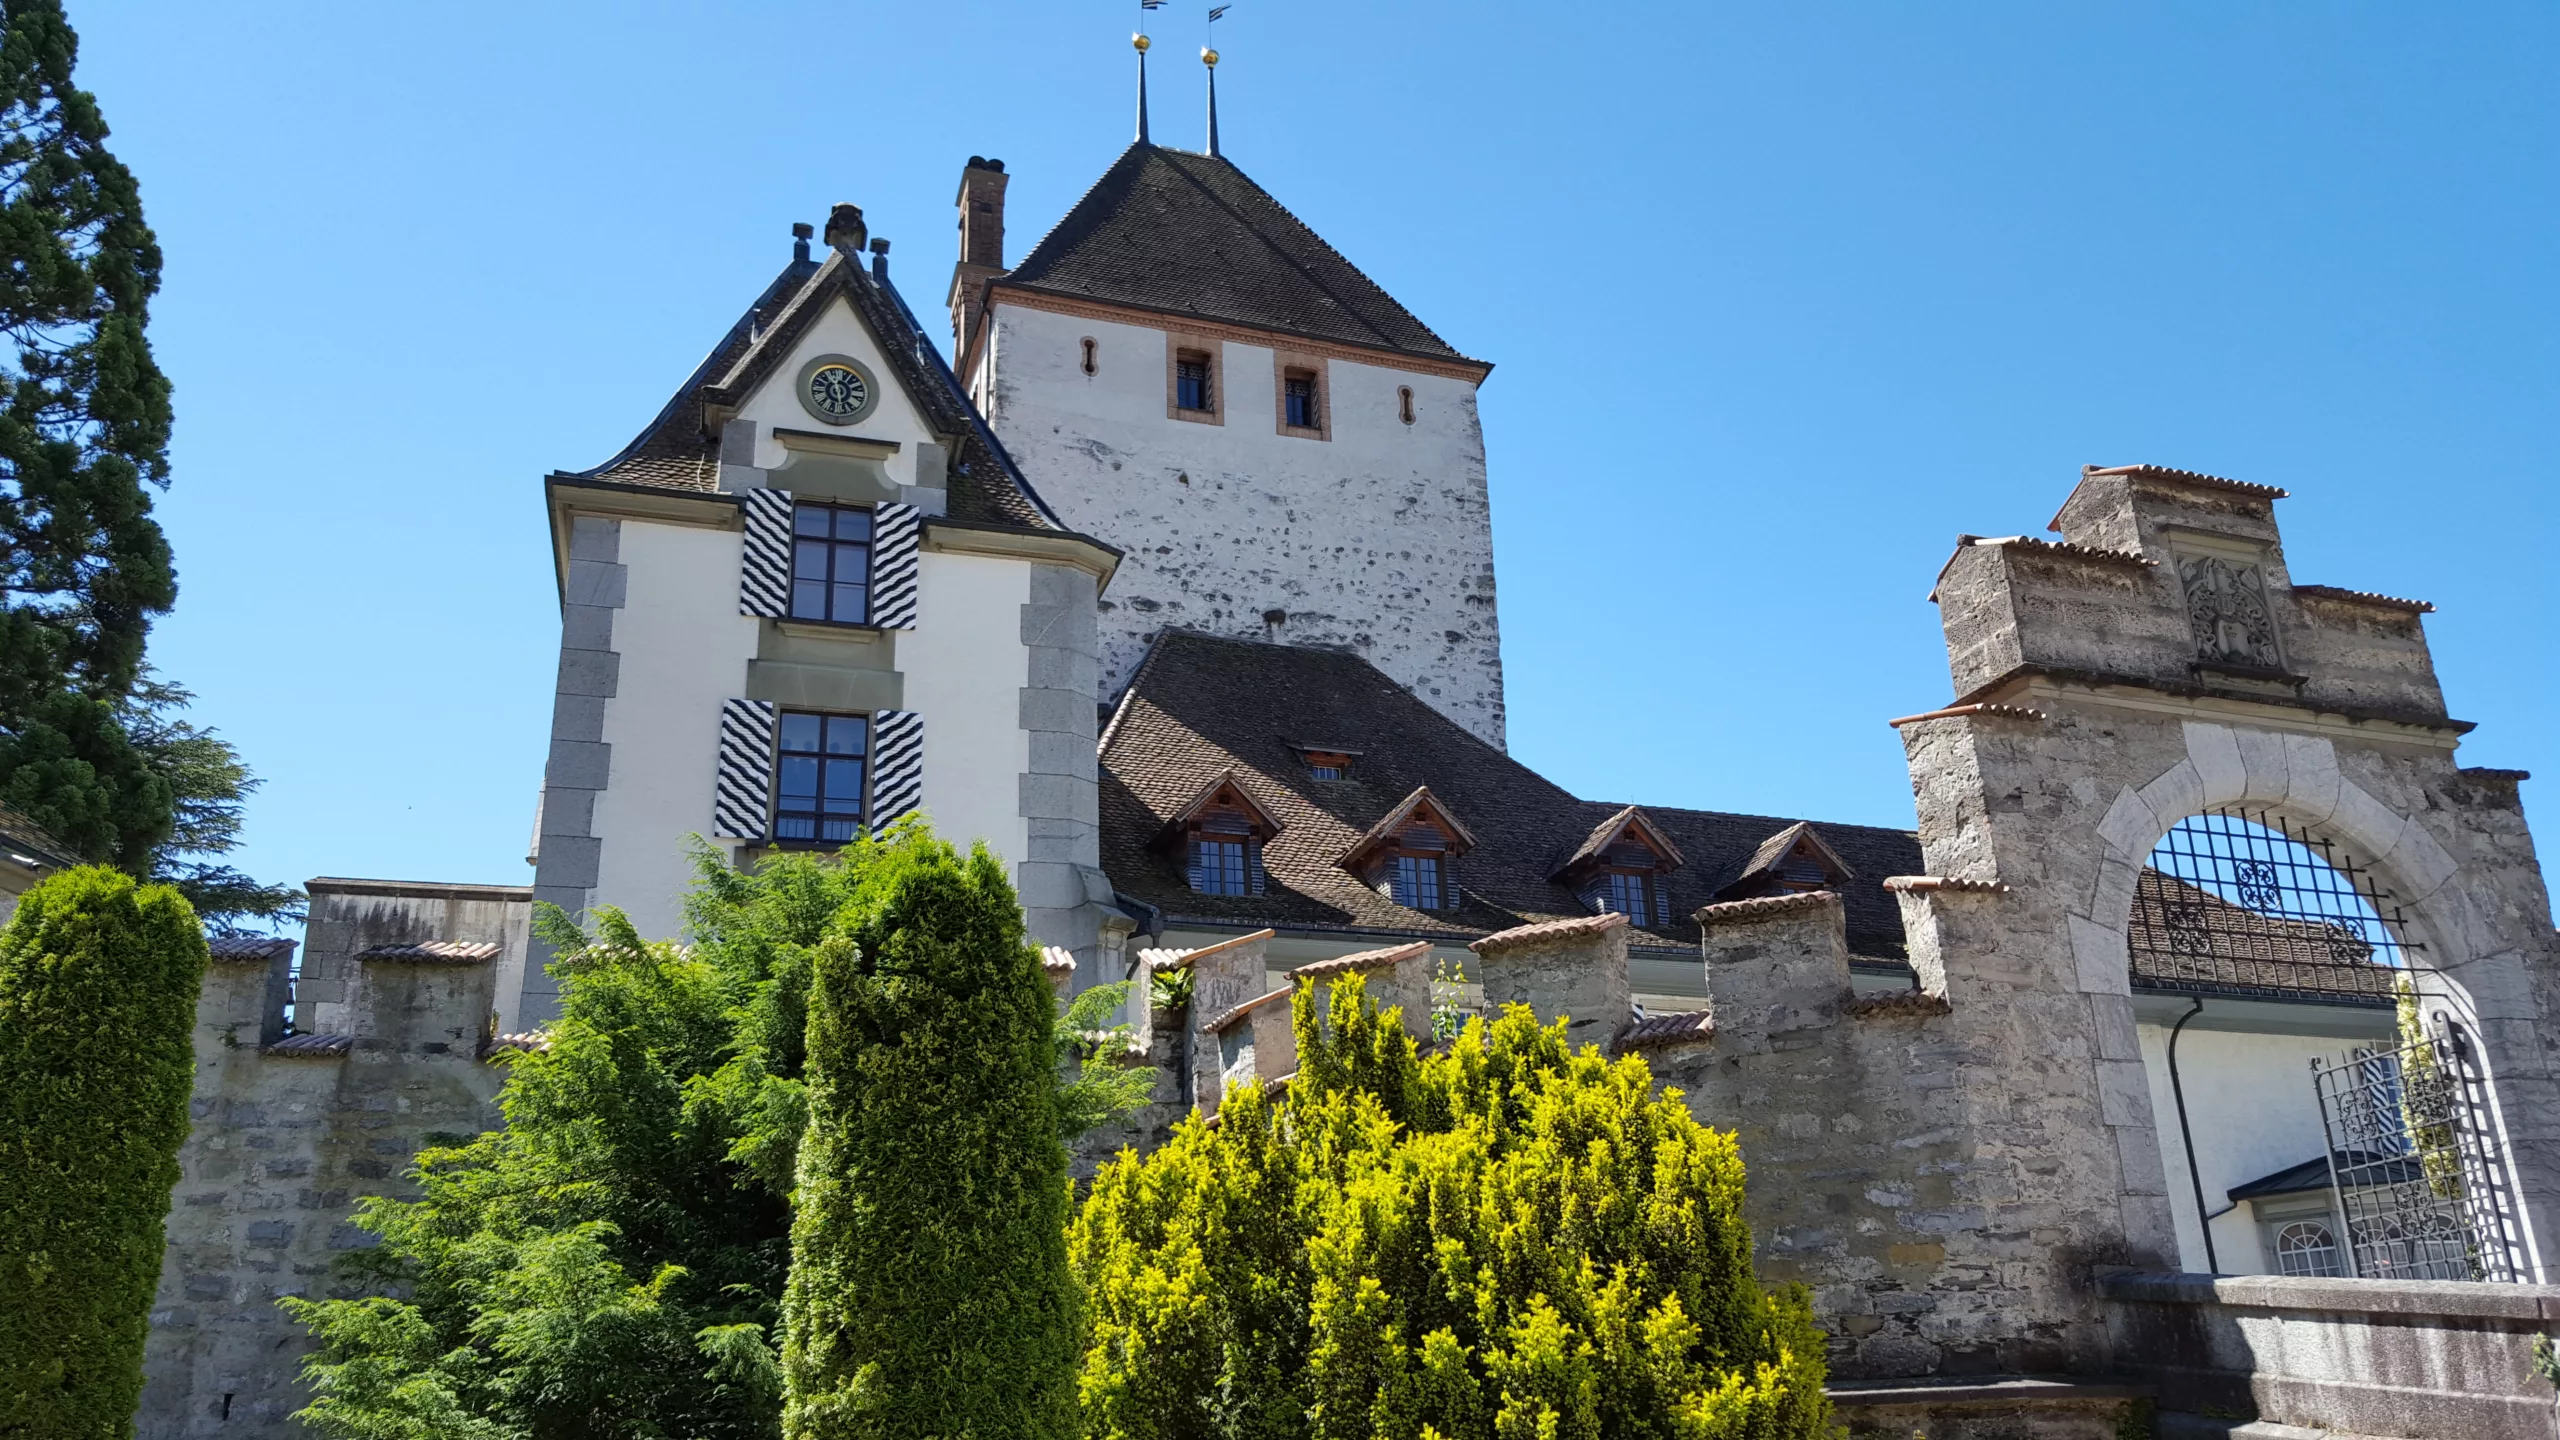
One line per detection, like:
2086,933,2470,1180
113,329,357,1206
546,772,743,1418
1158,771,1282,898
1342,786,1477,915
1716,822,1853,902
1292,745,1358,782
1553,805,1686,931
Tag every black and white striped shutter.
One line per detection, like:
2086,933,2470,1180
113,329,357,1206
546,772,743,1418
869,709,924,836
712,699,778,840
869,503,921,629
738,489,793,618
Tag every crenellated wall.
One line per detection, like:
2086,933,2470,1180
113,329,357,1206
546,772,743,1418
138,930,512,1439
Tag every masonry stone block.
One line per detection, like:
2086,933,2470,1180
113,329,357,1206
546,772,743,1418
554,648,621,700
2067,915,2131,996
566,515,621,562
2184,720,2248,806
2096,786,2159,863
1025,729,1096,781
1018,772,1098,829
532,833,601,890
1472,915,1631,1053
2278,731,2342,823
2137,758,2204,834
564,557,628,609
1017,685,1092,736
544,738,612,791
2113,1123,2170,1197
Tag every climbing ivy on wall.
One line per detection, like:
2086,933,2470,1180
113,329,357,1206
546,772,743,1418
0,865,207,1438
1072,974,1833,1440
781,830,1082,1440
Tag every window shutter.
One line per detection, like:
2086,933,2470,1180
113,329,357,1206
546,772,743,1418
1248,841,1266,896
738,488,793,618
869,709,924,835
712,699,778,840
869,502,922,629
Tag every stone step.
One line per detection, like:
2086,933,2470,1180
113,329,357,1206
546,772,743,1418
2156,1413,2399,1440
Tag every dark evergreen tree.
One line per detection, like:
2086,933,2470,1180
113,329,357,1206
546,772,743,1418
0,865,207,1438
782,830,1081,1440
123,672,302,931
0,0,180,868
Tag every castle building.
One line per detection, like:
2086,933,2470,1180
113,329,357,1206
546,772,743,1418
139,46,2560,1440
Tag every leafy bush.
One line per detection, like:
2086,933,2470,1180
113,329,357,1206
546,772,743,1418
0,865,207,1437
1072,972,1831,1440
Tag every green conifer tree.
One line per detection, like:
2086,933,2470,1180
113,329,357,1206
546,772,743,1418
782,829,1081,1440
1072,974,1832,1440
0,865,207,1438
0,0,183,869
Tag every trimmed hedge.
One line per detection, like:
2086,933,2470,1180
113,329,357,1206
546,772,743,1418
781,831,1079,1440
0,866,207,1438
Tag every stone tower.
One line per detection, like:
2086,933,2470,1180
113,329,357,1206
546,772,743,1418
947,142,1507,748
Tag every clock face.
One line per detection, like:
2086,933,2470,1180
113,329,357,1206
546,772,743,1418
806,363,869,420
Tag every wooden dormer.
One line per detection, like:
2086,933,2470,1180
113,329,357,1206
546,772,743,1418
1158,771,1283,898
1339,786,1476,913
1552,805,1686,930
1717,822,1854,900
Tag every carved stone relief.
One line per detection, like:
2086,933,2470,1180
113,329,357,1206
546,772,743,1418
2179,552,2283,669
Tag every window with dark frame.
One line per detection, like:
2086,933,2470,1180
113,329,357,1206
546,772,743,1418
1389,853,1444,911
1284,370,1319,429
1176,352,1213,412
1187,836,1260,896
774,711,869,845
1302,750,1352,781
789,502,874,624
1600,870,1676,929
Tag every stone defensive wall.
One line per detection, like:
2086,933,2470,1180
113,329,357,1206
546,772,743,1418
138,880,528,1440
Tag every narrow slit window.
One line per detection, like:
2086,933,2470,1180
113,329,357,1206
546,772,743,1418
789,502,874,624
775,711,869,845
1176,352,1212,412
1398,385,1415,425
1080,337,1098,376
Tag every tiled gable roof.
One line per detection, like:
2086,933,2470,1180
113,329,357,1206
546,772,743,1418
570,248,1060,529
1001,144,1479,366
1099,631,1923,959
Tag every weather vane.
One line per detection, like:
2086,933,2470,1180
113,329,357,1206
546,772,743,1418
1202,5,1233,158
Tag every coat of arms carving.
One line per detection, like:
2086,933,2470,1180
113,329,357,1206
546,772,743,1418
2180,553,2283,669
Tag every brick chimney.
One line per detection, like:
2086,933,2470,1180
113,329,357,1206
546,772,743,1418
949,156,1009,359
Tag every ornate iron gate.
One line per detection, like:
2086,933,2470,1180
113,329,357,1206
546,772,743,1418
2312,1020,2526,1282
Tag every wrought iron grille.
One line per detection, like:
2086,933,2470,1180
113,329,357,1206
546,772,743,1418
2130,807,2408,1000
2312,1021,2525,1282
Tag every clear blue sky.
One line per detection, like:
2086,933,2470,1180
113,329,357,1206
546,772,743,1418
75,2,2559,912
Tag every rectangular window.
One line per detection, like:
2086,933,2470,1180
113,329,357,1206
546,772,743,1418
1390,854,1443,911
789,503,874,624
1309,763,1342,781
1175,354,1212,412
1284,371,1319,429
774,710,868,844
1188,837,1251,896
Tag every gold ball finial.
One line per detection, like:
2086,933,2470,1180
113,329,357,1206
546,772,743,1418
1132,31,1150,51
1202,46,1219,66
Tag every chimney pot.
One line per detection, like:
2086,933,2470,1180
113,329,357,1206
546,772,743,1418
790,221,813,263
824,203,867,255
870,236,890,280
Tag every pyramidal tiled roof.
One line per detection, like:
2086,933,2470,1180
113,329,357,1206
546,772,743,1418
1002,143,1481,367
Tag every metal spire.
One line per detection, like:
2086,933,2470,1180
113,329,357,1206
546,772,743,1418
1133,31,1152,143
1202,47,1220,157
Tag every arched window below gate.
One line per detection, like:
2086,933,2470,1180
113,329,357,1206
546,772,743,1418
2129,806,2409,1000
